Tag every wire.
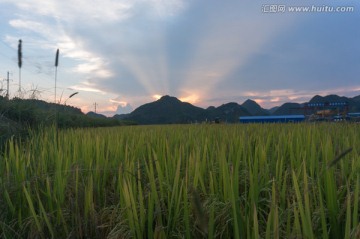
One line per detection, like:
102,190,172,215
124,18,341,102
0,43,55,85
0,40,16,52
0,39,75,102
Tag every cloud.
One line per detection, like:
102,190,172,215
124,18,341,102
5,0,133,23
4,0,132,72
109,98,128,106
115,104,133,115
179,93,200,104
69,82,106,94
97,98,133,116
152,94,162,100
1,0,360,115
142,0,186,18
109,96,134,114
73,58,113,78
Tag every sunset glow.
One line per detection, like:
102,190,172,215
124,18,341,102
0,0,359,115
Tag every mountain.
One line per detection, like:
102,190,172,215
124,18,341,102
86,111,107,119
272,103,303,115
206,102,250,123
308,94,360,112
352,95,360,103
242,99,269,116
270,94,360,115
309,94,350,103
124,95,205,124
122,96,250,124
0,96,132,145
268,106,279,114
119,94,360,124
113,113,130,120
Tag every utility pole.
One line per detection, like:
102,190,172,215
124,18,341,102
94,102,98,113
6,71,9,99
2,72,10,99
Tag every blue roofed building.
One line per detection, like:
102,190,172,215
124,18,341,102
239,115,305,123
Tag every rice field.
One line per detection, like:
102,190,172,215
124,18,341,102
0,123,359,238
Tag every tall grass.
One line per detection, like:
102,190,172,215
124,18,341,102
0,123,359,238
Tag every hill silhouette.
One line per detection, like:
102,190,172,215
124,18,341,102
206,102,250,123
353,95,360,102
309,94,360,112
121,96,255,124
124,95,205,124
86,111,107,119
242,99,269,116
118,94,360,124
0,96,134,144
3,94,359,127
272,103,303,115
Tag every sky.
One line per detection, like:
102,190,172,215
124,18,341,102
0,0,359,116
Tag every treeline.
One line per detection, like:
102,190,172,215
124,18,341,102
0,96,135,146
0,96,136,128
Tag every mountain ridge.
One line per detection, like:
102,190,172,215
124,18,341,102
113,94,360,124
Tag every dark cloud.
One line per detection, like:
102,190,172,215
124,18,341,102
2,0,360,114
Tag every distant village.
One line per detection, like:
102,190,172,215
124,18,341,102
239,101,360,123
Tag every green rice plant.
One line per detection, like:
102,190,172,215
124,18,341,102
253,204,260,239
265,180,279,239
353,176,359,231
292,168,314,238
317,179,329,239
0,123,359,238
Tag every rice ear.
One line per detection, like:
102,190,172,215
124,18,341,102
55,49,59,67
18,39,22,68
69,92,79,98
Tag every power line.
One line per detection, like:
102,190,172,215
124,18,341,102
0,39,71,101
0,41,17,65
0,40,16,52
0,50,14,62
1,39,54,80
